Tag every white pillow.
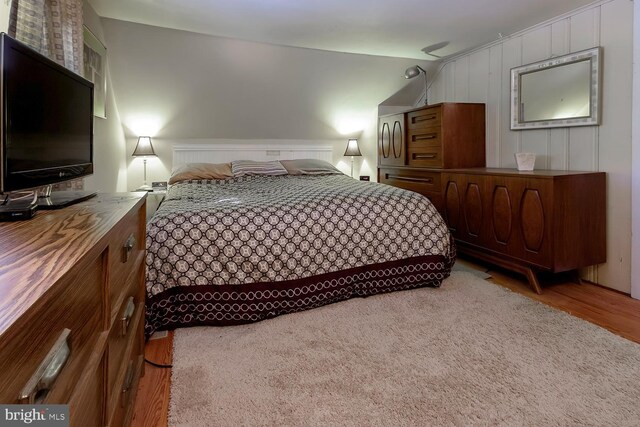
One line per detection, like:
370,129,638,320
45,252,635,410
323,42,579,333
280,159,342,175
231,160,288,177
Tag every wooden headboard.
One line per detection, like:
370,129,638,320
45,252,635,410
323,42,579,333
173,143,334,167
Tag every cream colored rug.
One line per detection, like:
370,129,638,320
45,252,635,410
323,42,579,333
169,272,640,426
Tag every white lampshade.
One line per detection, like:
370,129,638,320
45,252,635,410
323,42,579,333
132,136,156,157
344,138,362,157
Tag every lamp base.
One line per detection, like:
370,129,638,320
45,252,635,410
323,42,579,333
135,184,153,192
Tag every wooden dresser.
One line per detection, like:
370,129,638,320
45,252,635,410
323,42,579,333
0,193,147,426
441,169,606,292
377,104,607,292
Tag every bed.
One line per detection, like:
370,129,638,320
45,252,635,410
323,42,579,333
145,151,455,336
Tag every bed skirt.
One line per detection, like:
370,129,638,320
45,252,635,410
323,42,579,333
145,245,455,337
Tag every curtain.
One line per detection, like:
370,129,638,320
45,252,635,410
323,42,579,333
9,0,84,74
9,0,85,191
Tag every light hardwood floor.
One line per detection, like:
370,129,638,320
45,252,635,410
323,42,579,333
131,258,640,427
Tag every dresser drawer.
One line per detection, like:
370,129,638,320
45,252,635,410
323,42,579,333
108,353,144,427
107,299,143,408
69,352,105,427
109,206,145,321
0,193,147,427
408,128,441,148
408,147,443,168
407,106,441,130
0,252,104,404
379,168,441,193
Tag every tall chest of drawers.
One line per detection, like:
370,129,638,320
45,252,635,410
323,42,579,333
378,102,486,213
0,193,147,426
404,103,486,168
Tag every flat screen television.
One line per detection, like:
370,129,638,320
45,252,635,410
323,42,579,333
0,33,95,209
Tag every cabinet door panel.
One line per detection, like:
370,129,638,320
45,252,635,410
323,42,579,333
518,179,553,266
380,122,390,160
391,120,404,161
485,176,525,259
457,175,487,246
378,114,404,166
520,189,546,253
443,174,488,245
464,183,483,237
491,185,513,244
484,176,552,267
443,179,461,237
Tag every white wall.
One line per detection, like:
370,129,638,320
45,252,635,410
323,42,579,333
632,1,640,299
99,19,426,188
83,2,128,192
428,0,632,292
0,1,9,33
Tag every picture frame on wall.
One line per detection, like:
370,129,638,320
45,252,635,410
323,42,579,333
83,26,107,119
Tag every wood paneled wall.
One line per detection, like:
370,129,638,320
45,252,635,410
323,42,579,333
428,0,632,292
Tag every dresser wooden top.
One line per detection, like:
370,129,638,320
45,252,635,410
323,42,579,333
0,193,146,337
441,168,605,178
379,102,486,118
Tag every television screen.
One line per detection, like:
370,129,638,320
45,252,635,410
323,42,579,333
1,33,93,193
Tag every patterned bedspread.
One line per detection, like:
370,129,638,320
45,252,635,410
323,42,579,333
145,174,455,335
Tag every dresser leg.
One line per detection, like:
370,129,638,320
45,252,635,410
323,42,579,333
524,268,543,294
572,270,584,285
455,244,545,294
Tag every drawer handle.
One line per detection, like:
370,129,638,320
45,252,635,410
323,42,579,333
121,297,136,336
123,234,136,263
413,153,437,159
387,174,433,184
19,329,71,404
121,360,135,408
414,134,437,141
414,114,437,122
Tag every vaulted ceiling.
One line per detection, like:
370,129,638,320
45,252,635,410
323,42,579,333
88,0,595,60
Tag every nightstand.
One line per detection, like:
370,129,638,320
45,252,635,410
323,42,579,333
146,190,166,222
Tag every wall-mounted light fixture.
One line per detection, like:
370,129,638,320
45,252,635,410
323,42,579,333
132,136,157,191
344,138,362,178
405,65,428,105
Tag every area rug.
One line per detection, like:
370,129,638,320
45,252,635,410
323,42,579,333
169,271,640,426
451,260,492,279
